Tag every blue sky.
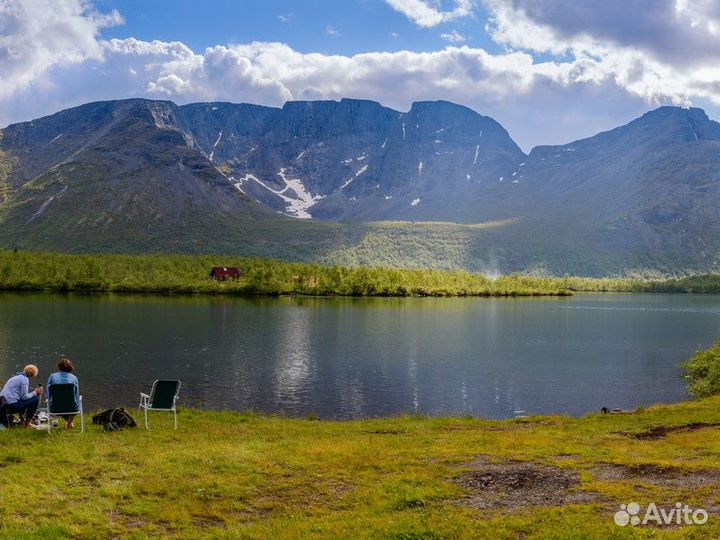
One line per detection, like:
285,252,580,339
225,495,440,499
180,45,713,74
95,0,500,56
2,1,720,150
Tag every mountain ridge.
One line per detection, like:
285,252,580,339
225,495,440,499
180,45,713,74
1,97,719,276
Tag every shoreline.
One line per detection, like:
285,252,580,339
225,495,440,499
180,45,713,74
4,396,720,539
2,250,720,298
0,285,574,298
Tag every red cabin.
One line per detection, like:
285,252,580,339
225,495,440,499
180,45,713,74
210,266,240,281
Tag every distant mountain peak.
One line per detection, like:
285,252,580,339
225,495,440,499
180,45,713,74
628,104,720,143
3,97,720,276
642,104,706,117
409,100,477,114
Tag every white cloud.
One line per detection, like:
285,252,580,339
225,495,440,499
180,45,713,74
137,42,544,107
325,25,340,37
441,30,466,43
385,0,474,28
482,0,720,108
277,13,292,23
0,0,123,99
1,0,720,151
41,38,655,148
485,0,720,67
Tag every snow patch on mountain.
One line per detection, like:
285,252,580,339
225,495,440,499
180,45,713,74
209,130,223,161
276,168,323,218
410,198,420,206
340,165,368,189
235,173,261,193
238,170,322,219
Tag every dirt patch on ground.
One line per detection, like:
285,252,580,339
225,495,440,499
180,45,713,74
108,510,148,536
454,457,602,510
190,516,227,529
454,458,720,514
622,422,720,440
593,463,720,489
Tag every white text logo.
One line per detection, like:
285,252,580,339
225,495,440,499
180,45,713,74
614,502,708,527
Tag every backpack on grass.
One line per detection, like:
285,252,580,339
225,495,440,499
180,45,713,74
92,408,137,431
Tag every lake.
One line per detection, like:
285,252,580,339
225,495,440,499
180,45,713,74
0,293,718,419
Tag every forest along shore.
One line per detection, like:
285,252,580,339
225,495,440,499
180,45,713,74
1,250,719,297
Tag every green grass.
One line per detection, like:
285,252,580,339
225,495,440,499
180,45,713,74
0,250,574,297
683,340,720,398
321,220,519,271
3,398,720,539
1,250,718,298
634,274,720,293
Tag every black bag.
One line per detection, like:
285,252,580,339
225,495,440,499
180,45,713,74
0,396,9,428
92,407,137,430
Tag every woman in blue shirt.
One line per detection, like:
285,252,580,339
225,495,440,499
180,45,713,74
47,358,80,429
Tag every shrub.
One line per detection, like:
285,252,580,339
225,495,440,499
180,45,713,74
683,340,720,397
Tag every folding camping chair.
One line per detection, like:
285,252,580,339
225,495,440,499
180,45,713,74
138,380,181,429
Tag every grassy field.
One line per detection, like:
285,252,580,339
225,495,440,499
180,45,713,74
3,397,720,539
635,274,720,294
2,250,719,298
0,250,575,297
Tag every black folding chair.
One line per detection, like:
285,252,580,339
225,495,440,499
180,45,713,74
47,383,84,433
138,380,181,429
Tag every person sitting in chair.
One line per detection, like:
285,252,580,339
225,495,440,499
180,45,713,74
0,364,43,428
47,357,80,429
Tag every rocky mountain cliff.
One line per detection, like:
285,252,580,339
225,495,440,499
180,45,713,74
172,98,525,222
1,98,719,275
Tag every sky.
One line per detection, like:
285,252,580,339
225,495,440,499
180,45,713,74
2,0,720,151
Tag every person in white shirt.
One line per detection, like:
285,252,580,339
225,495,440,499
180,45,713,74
0,364,44,427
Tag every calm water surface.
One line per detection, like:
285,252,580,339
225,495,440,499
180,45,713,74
0,293,718,419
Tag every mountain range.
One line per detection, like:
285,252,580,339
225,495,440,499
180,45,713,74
1,97,719,276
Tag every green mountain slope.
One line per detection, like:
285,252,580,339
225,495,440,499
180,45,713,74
2,99,720,276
